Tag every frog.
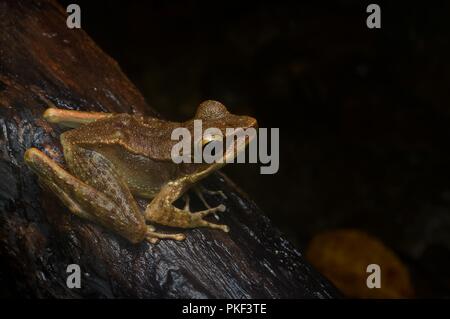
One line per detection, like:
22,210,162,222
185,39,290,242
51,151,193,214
24,100,257,244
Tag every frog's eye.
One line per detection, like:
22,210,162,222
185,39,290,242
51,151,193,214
202,134,223,147
201,134,224,156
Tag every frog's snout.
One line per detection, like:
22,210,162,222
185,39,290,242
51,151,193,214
246,116,258,129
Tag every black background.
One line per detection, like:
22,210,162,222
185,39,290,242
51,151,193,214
57,0,450,297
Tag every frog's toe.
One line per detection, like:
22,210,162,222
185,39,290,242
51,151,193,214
146,237,160,244
196,204,226,218
146,227,186,243
205,189,227,200
195,218,229,233
191,210,229,233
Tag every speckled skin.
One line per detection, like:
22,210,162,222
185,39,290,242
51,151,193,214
24,101,257,244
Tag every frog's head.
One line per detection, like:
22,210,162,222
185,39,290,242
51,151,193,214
194,100,257,134
181,100,258,179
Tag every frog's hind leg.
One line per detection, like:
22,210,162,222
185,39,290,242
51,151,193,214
43,108,113,128
25,148,102,222
24,147,185,244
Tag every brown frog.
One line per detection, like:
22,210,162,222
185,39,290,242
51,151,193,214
24,100,257,244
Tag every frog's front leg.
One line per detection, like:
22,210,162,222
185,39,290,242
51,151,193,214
43,108,113,128
24,147,185,244
145,178,229,232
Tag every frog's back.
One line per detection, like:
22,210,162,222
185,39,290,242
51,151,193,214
62,114,180,159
